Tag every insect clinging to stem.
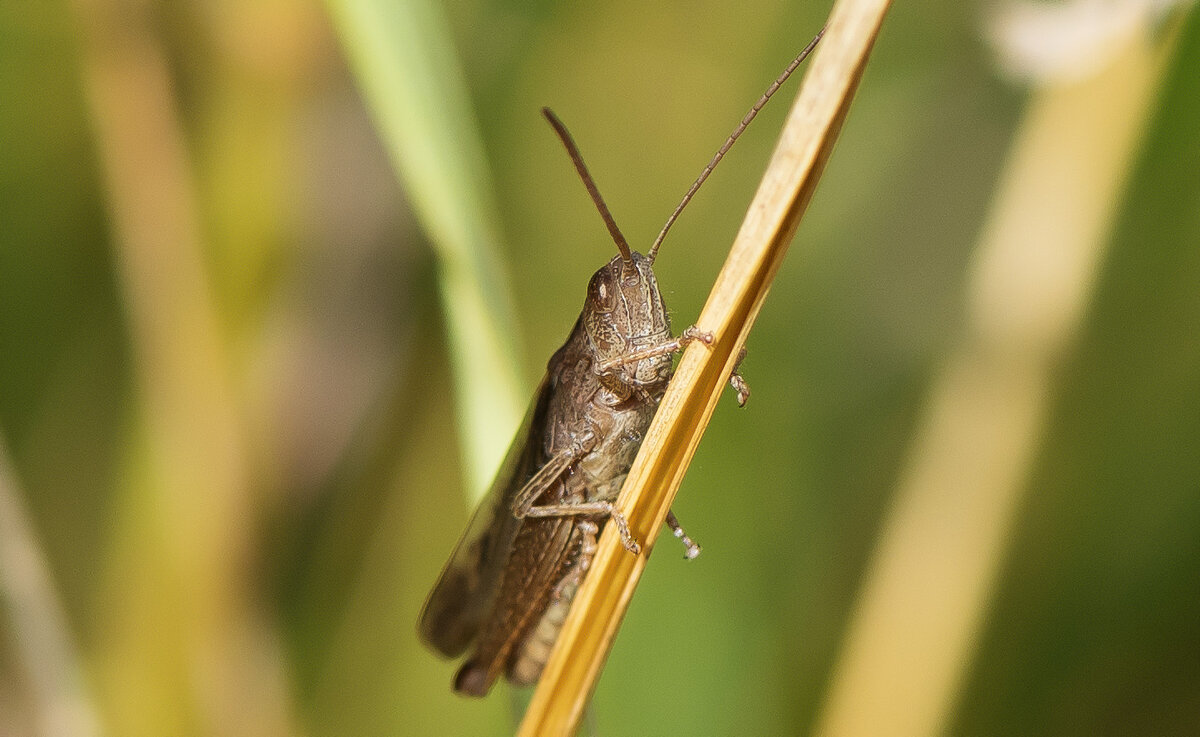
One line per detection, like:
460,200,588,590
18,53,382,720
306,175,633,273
419,29,824,697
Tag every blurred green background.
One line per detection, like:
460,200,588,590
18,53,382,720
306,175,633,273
2,1,1198,736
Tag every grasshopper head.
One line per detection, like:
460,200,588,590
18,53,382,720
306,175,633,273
583,251,672,388
541,109,672,389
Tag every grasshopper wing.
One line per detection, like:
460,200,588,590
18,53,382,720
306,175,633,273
418,375,552,657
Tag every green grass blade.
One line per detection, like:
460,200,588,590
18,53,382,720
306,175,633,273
325,0,524,499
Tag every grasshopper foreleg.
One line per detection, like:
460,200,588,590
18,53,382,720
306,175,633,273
597,325,750,405
595,325,712,373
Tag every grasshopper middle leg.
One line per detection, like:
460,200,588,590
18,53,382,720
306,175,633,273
521,500,641,555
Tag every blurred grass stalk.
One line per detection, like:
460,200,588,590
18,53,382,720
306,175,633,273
324,0,524,500
517,2,891,734
71,0,294,734
811,11,1185,737
0,440,100,737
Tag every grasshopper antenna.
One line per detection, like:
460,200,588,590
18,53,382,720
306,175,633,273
647,28,824,263
543,107,634,268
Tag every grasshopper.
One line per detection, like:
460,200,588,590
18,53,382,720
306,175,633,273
419,31,821,696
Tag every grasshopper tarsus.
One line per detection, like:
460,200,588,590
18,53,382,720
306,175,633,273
730,346,750,407
609,505,641,555
665,509,701,559
679,324,715,347
678,326,751,407
730,374,751,407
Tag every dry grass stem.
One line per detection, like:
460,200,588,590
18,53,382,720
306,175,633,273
72,0,295,732
0,441,101,737
810,22,1183,737
516,1,893,734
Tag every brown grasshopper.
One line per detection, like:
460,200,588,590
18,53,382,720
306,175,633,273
419,31,822,697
